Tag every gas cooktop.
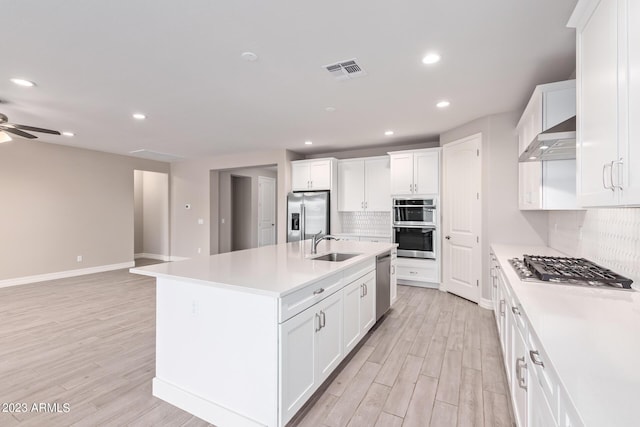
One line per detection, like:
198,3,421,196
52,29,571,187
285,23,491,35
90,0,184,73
509,255,633,290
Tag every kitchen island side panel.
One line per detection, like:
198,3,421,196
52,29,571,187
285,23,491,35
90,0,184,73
155,277,279,427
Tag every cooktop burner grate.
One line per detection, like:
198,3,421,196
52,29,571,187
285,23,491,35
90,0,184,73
521,255,633,289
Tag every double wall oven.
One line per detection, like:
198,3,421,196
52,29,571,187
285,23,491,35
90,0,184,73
392,198,437,259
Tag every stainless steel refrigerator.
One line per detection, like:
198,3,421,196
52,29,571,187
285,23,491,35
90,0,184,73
287,191,330,242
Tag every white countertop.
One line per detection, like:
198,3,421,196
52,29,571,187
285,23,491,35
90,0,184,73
131,240,396,298
491,244,640,427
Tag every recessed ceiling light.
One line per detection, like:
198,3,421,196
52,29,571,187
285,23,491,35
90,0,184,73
529,156,537,160
385,130,394,136
241,52,258,62
132,113,146,120
62,131,75,137
304,140,313,145
422,53,441,65
10,78,35,87
436,100,450,108
0,131,12,143
540,145,549,150
325,107,336,113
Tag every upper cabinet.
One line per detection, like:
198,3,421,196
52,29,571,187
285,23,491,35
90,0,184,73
291,158,337,191
569,0,640,206
338,156,390,212
389,148,440,196
516,80,579,210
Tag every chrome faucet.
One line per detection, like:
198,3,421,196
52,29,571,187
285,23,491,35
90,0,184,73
311,231,339,254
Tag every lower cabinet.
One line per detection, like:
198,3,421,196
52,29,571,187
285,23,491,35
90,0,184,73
343,271,376,355
510,307,529,427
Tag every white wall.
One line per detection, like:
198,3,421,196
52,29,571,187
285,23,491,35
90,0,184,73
440,112,548,301
304,140,439,160
0,139,169,281
549,209,640,284
171,149,303,259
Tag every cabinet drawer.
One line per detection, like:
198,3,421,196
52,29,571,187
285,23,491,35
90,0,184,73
279,274,342,323
360,236,391,243
528,331,560,423
397,262,437,282
342,259,376,285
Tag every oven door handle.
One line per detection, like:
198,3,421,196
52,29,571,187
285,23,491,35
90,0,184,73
393,205,436,208
393,225,436,229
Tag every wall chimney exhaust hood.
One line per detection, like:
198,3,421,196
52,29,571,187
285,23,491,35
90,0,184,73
519,116,576,162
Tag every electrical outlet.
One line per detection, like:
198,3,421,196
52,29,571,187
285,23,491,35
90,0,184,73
198,218,204,225
221,218,225,224
76,255,83,262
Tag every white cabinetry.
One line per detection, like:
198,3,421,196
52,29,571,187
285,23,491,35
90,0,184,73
570,0,640,206
338,157,390,211
342,271,376,355
396,257,439,287
291,158,336,191
390,249,397,304
516,80,578,210
389,149,440,196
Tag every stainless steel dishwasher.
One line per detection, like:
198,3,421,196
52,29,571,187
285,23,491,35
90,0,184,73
376,251,391,320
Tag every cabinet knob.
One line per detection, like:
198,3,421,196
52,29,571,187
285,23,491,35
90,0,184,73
445,235,451,240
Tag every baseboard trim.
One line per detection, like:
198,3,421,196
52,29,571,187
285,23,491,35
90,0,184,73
0,261,135,289
153,377,264,427
479,297,494,310
135,253,171,261
398,279,440,290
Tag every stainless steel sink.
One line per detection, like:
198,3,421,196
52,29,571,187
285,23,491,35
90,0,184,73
311,252,361,262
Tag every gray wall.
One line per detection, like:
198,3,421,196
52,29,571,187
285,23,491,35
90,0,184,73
304,140,440,160
0,139,169,280
171,149,303,259
440,112,548,301
217,167,278,254
134,170,144,254
231,176,252,251
134,170,169,257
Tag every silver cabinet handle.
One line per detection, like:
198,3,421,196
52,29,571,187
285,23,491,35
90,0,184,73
511,306,521,316
492,276,497,288
315,313,322,332
500,300,505,316
516,357,528,390
320,310,326,328
613,159,624,190
364,283,368,296
361,201,364,209
409,271,418,275
529,350,544,367
391,265,395,274
313,288,325,295
603,162,615,191
365,201,368,209
414,184,417,193
360,284,364,298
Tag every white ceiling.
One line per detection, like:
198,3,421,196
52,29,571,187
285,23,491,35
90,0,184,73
2,0,577,160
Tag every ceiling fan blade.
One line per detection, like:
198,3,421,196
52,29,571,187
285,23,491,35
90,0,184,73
0,126,38,139
12,124,61,135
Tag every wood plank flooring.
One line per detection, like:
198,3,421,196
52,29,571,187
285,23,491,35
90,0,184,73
0,262,513,426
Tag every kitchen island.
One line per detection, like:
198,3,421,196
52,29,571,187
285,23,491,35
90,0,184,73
131,239,396,427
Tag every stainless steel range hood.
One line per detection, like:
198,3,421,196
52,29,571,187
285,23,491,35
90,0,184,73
518,116,576,162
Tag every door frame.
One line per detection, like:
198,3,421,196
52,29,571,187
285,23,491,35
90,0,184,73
441,133,482,303
258,176,277,246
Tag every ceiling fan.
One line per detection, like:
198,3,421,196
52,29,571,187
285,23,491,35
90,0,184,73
0,113,61,142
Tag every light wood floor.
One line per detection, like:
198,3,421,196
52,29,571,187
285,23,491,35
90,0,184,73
0,263,513,426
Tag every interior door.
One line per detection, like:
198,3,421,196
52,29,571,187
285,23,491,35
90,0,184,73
442,134,481,302
258,176,276,246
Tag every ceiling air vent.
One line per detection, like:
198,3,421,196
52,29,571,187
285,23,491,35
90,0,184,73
324,58,366,80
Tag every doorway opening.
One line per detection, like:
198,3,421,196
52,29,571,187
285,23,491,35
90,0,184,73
210,165,277,254
133,170,170,265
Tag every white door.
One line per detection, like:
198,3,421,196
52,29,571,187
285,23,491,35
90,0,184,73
414,151,440,195
291,162,310,191
389,153,414,195
365,157,391,211
359,271,376,332
442,134,481,303
338,160,365,212
258,176,276,247
343,280,362,355
279,306,317,424
577,0,619,206
309,160,331,190
316,291,343,383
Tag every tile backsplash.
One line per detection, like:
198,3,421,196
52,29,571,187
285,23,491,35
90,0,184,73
339,211,391,236
548,209,640,283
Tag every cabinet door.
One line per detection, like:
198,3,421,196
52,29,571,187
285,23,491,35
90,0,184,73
291,162,310,191
577,0,619,206
519,162,542,210
317,291,343,382
279,306,318,423
360,272,376,333
343,280,362,355
365,157,391,211
621,0,640,204
414,151,439,195
309,160,332,190
390,257,397,304
510,313,528,427
529,372,558,427
390,153,414,195
338,160,365,212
